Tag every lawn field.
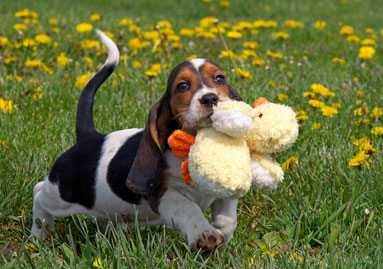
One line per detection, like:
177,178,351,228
1,0,383,267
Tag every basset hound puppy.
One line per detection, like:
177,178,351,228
31,30,242,252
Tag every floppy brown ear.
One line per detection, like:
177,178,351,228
228,85,242,101
125,93,176,195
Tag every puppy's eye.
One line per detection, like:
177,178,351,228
214,75,225,85
176,82,190,92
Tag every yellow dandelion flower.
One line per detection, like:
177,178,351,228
358,46,375,59
128,37,143,49
83,57,94,68
310,83,335,96
241,49,258,60
272,31,289,40
221,50,236,58
25,59,42,67
92,258,105,268
268,80,276,87
227,31,242,39
354,119,371,126
200,16,217,27
282,156,298,171
42,64,54,75
295,110,308,121
4,57,16,64
361,38,375,45
353,107,369,116
356,90,363,96
220,0,230,7
76,22,93,33
75,72,94,88
266,50,283,59
13,23,27,31
278,93,289,102
340,25,354,35
347,35,360,43
150,63,161,73
167,34,180,42
370,108,383,119
32,87,42,99
313,21,326,29
365,28,374,34
35,34,51,44
56,52,69,66
179,28,194,37
49,18,58,25
104,31,115,42
209,26,226,34
243,41,258,49
196,31,216,38
331,103,342,109
157,20,172,29
308,99,324,108
171,42,182,49
132,61,142,68
285,20,304,28
0,140,6,147
321,106,338,118
236,68,253,81
312,123,321,130
90,13,101,21
79,39,100,49
0,98,14,113
252,59,265,66
145,70,158,77
349,151,370,169
303,91,316,98
332,57,346,65
187,54,198,60
119,18,133,26
0,36,10,47
6,75,22,81
359,140,376,154
256,20,278,28
371,127,383,136
120,55,129,61
15,8,38,18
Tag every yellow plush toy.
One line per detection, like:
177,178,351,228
168,98,299,199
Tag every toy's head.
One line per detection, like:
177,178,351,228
245,100,299,153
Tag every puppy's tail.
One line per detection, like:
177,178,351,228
76,29,120,140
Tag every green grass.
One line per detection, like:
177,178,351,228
1,0,383,267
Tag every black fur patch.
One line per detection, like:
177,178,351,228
107,131,145,203
49,133,105,209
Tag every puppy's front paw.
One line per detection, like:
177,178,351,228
188,225,224,252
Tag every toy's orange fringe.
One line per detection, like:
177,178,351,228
253,97,270,108
181,159,192,185
167,130,195,158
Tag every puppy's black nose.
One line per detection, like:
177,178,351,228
200,93,218,107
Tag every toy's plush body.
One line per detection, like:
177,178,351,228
168,99,299,199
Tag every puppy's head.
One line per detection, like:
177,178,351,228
126,59,241,195
168,58,241,131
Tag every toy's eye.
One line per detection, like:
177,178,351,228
214,75,225,85
176,81,190,92
259,113,263,118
